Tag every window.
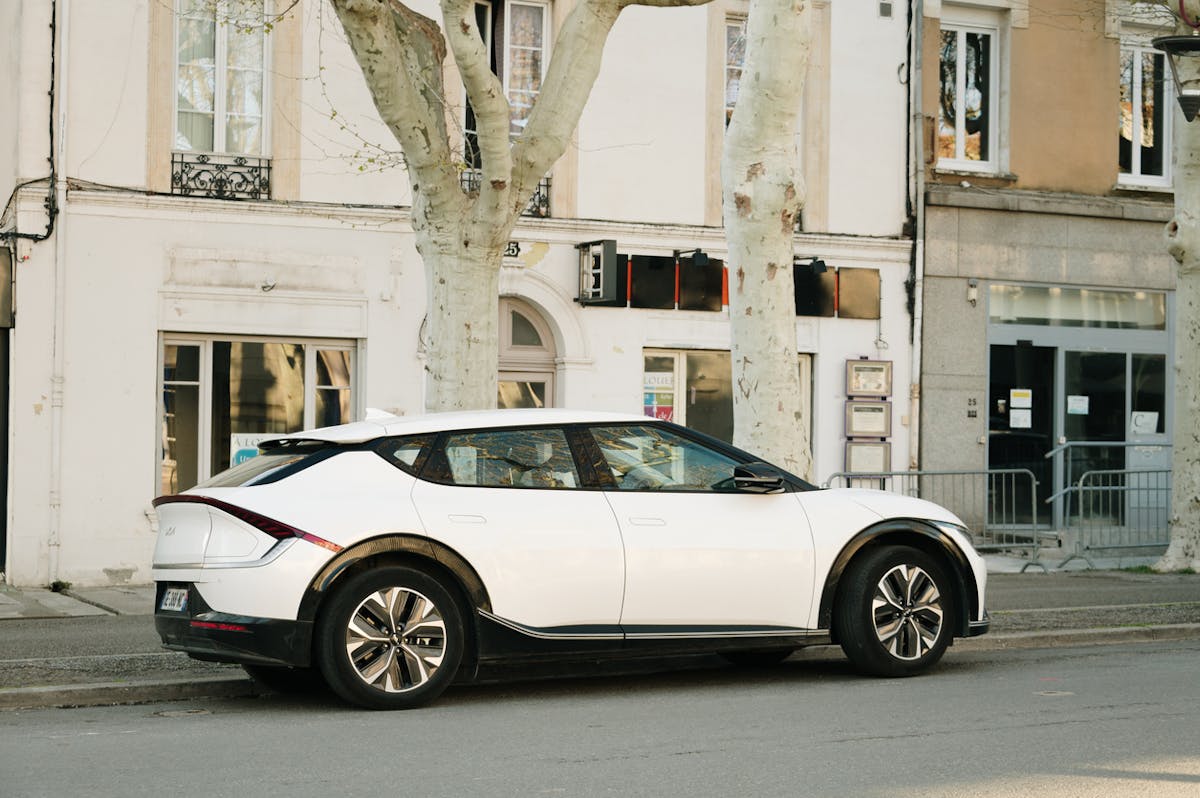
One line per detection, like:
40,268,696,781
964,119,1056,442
498,298,556,409
725,17,746,127
159,337,356,494
793,265,881,319
377,436,434,475
590,425,741,492
175,0,269,155
464,0,549,159
1119,44,1170,186
432,428,579,488
988,285,1166,330
938,22,998,171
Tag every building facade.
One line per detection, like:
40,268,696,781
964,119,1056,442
1,0,916,586
918,0,1178,528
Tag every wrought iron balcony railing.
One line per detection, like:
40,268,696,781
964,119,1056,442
171,152,271,200
459,170,551,218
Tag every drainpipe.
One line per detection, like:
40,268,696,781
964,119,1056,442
907,0,926,470
47,0,69,584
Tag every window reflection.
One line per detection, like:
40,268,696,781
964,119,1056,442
211,342,305,472
990,285,1166,329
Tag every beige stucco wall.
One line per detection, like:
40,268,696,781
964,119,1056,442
923,0,1121,196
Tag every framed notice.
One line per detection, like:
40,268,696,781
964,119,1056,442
845,441,891,473
846,359,892,398
845,400,892,438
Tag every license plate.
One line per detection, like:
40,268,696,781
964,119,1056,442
160,587,188,612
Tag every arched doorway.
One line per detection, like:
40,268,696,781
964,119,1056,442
498,297,557,409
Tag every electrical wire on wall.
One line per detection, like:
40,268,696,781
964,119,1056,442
0,0,59,246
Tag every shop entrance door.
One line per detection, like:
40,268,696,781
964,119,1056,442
988,344,1055,524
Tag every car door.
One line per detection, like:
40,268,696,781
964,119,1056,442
410,425,625,632
589,423,815,631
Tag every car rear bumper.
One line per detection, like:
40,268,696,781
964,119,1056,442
154,582,313,667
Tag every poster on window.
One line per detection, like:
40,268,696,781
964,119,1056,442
230,433,274,466
644,371,675,421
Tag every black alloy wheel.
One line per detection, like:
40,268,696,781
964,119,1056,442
316,565,465,710
834,545,953,677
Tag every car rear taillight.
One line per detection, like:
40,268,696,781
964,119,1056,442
152,495,342,553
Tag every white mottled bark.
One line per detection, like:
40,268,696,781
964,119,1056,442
331,0,711,411
721,0,812,478
1159,18,1200,571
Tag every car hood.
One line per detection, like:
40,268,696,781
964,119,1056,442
834,488,966,528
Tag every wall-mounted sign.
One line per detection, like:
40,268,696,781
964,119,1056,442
846,359,892,397
846,441,891,473
845,400,892,437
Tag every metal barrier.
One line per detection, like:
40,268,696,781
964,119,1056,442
1050,468,1171,568
823,469,1047,569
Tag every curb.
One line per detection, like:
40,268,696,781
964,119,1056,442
954,622,1200,652
0,674,257,711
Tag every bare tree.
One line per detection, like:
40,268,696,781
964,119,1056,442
722,0,812,478
329,0,711,411
1157,5,1200,570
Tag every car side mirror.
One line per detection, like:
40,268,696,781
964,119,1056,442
734,463,786,494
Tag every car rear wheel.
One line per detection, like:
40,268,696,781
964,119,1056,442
834,545,952,677
316,565,465,710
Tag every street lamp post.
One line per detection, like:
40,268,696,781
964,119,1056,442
1153,34,1200,122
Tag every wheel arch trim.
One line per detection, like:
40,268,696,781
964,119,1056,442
817,519,979,636
297,533,492,625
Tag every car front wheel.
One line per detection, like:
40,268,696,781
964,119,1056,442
834,545,953,677
316,565,465,710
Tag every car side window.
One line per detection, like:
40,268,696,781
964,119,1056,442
435,427,580,488
375,435,433,475
589,425,741,492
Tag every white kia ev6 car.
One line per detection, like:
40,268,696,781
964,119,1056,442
152,409,990,709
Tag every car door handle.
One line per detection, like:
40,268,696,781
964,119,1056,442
448,514,486,525
628,517,666,526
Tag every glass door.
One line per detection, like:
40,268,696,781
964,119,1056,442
988,344,1055,524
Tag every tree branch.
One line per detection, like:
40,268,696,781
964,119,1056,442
329,0,458,205
440,0,515,229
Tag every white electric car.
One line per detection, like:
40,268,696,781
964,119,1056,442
152,408,989,709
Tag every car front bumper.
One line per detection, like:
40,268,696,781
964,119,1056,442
154,582,313,667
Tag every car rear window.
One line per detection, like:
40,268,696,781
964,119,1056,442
195,446,335,488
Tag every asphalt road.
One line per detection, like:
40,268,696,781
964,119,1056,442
3,639,1198,797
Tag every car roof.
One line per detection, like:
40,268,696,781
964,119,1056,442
261,408,654,446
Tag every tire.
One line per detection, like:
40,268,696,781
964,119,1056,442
833,545,953,677
242,663,326,694
719,649,795,667
316,565,465,710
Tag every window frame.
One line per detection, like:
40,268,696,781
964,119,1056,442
172,0,273,157
1118,40,1173,189
724,15,746,128
937,19,1001,174
157,334,358,494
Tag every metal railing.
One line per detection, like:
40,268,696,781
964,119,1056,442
823,469,1047,567
171,152,271,200
1049,468,1171,568
1043,441,1171,529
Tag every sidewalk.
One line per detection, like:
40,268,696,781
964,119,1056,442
2,556,1199,710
